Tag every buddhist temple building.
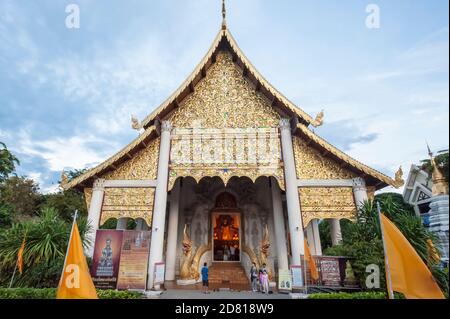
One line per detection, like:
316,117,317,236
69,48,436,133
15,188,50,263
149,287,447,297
62,2,404,290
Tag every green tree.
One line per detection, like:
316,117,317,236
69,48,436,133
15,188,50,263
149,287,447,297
40,190,87,221
64,168,88,182
0,176,41,221
0,142,19,182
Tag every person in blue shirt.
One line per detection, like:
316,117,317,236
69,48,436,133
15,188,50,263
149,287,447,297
201,262,209,294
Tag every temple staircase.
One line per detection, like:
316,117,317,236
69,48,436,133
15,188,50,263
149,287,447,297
208,262,250,291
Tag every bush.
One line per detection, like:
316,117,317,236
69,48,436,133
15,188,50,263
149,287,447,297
0,208,91,287
0,288,143,299
308,292,387,299
0,288,56,299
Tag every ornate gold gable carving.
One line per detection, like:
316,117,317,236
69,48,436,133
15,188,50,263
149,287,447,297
299,187,357,227
168,52,281,129
167,52,284,190
293,136,357,180
102,138,160,180
100,188,155,226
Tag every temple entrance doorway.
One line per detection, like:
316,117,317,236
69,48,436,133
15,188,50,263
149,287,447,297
211,192,241,262
212,213,241,262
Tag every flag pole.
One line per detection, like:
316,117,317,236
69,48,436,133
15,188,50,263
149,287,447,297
302,243,308,294
9,230,27,288
8,258,18,288
377,202,394,300
58,210,78,288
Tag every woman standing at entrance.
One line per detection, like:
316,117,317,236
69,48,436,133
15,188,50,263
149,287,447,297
260,264,269,294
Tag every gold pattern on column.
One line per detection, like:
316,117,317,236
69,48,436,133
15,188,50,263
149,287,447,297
293,136,357,180
100,188,155,226
366,186,376,200
299,187,357,227
102,138,160,180
84,188,93,211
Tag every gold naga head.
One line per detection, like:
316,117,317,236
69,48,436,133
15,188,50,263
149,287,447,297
60,170,68,186
131,114,143,131
182,224,192,255
312,109,325,128
261,225,270,256
393,166,405,188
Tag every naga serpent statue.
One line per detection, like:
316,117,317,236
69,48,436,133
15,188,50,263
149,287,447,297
180,224,211,281
260,225,273,281
180,224,194,280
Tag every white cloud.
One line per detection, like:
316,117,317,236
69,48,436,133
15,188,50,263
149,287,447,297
16,131,111,172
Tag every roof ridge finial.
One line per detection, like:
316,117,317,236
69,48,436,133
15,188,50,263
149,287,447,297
222,0,227,29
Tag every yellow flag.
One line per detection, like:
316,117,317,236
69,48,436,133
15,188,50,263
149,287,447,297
380,214,445,299
57,222,98,299
17,237,26,274
304,240,319,281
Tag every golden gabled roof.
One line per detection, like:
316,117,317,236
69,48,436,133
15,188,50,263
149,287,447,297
296,124,403,189
62,126,157,191
64,22,402,192
140,28,317,129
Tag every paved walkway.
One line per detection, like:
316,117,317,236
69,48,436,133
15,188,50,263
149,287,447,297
156,289,292,299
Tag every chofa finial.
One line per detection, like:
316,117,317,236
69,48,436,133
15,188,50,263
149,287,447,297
393,166,405,188
131,114,143,132
222,0,227,29
312,109,325,128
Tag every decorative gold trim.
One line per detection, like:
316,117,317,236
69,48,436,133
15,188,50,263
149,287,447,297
299,187,357,227
63,126,157,190
296,124,399,188
99,187,155,226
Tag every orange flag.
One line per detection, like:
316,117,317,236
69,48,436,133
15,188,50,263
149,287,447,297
380,214,445,299
304,240,319,281
57,222,98,299
17,237,26,274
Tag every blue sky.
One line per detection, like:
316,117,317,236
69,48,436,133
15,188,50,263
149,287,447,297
0,0,448,193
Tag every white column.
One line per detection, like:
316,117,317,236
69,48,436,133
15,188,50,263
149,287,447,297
165,179,181,281
86,179,105,258
353,177,368,209
312,220,322,256
270,177,289,271
279,119,305,267
147,121,172,290
330,219,342,246
116,217,129,230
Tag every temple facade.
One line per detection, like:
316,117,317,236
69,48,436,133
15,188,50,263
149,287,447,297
63,6,404,290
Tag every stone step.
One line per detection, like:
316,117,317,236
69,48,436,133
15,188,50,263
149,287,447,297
208,262,250,286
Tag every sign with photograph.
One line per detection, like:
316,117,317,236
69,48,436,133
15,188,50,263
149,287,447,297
91,230,124,289
117,230,151,290
278,269,293,291
291,265,304,288
154,262,165,285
